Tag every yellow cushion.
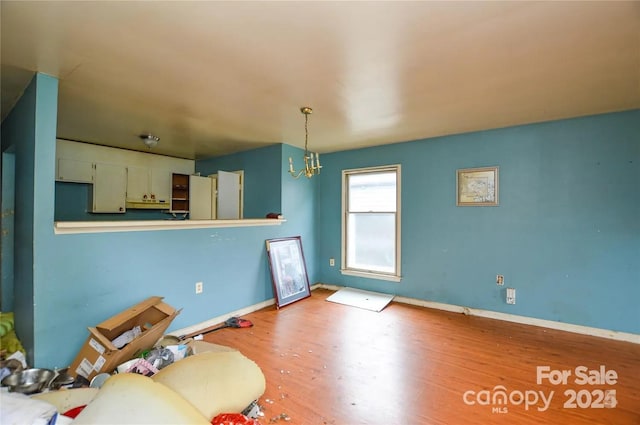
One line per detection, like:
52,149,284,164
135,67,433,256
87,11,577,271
152,351,266,420
0,312,15,338
1,329,26,356
73,373,210,424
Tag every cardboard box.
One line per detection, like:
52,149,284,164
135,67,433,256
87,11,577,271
69,296,179,382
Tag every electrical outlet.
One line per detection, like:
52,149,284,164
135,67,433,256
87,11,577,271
195,281,203,294
496,274,504,286
506,287,516,304
329,258,335,267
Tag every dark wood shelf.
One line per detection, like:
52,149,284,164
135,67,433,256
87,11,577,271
170,173,190,213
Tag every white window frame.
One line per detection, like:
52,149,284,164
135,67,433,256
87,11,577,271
341,164,401,282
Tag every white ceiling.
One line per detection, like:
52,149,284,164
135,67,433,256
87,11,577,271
1,1,639,160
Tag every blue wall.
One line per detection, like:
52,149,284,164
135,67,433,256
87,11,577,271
280,144,318,280
1,152,16,311
36,143,316,369
1,73,59,364
316,110,640,334
197,143,318,284
3,71,637,370
2,73,318,369
54,182,169,221
197,144,283,219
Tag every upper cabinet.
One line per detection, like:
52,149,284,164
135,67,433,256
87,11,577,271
55,140,253,223
56,158,93,183
56,139,194,213
126,167,173,209
91,163,127,213
126,167,150,201
188,175,212,219
150,168,172,204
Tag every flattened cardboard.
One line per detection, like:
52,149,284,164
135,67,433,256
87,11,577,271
68,297,179,382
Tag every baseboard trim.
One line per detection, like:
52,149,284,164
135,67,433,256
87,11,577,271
315,284,640,345
171,286,332,337
170,298,276,338
171,284,639,345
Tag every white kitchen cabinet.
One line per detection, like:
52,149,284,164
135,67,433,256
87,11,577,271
56,158,93,183
126,167,150,202
91,163,127,213
150,168,172,204
126,167,172,209
188,175,213,220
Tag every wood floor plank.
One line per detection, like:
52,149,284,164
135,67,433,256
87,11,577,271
203,289,640,424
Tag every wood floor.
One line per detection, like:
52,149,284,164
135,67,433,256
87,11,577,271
203,289,640,425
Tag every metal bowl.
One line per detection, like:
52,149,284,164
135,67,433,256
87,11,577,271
1,368,55,394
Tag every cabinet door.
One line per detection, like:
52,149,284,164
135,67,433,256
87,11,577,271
210,176,217,220
150,169,172,203
126,166,150,201
57,158,93,183
93,163,127,213
217,170,241,219
189,175,213,220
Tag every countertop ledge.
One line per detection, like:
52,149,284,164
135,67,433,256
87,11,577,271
54,218,286,234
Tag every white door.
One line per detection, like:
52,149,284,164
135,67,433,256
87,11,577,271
217,170,241,219
189,175,212,220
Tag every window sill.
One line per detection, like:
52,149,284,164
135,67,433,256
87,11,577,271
54,218,286,235
340,269,401,282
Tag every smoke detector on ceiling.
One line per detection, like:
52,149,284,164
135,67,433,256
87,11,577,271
140,134,159,149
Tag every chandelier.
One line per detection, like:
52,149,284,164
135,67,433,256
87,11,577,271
288,106,321,179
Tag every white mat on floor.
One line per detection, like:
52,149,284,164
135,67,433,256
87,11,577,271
326,287,394,312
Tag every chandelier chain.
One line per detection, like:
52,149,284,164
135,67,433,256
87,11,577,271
304,112,309,154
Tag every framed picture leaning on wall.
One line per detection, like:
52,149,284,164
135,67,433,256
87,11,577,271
265,236,311,308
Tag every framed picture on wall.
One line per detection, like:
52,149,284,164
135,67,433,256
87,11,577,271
265,236,311,308
456,166,499,206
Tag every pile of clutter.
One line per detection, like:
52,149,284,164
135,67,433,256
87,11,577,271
91,334,189,383
0,312,27,381
0,297,265,425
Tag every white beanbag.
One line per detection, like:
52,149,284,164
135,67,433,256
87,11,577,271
72,373,210,424
152,351,266,419
32,388,98,414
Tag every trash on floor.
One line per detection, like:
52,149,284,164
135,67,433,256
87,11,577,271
1,298,268,425
67,296,180,382
180,316,253,340
0,391,58,425
212,412,261,425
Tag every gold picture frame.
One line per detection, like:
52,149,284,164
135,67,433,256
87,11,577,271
456,166,499,206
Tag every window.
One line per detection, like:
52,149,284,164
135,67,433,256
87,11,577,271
341,165,401,281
